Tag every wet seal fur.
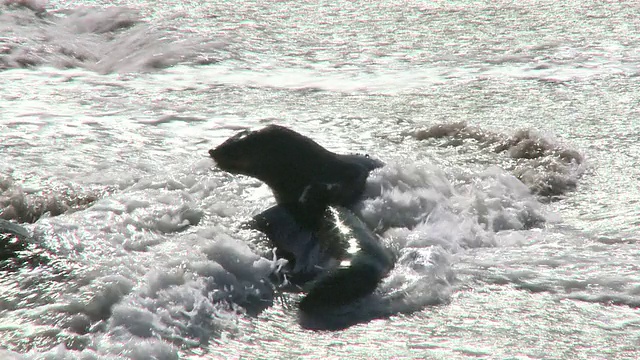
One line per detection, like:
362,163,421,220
209,125,392,312
209,125,383,219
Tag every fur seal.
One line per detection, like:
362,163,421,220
209,125,392,311
209,125,383,217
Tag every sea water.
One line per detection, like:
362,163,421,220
1,0,639,359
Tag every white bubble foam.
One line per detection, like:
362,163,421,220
0,4,225,73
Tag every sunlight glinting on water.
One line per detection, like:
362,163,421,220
1,0,639,359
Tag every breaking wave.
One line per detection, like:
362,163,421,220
0,174,107,223
411,121,585,198
0,1,224,73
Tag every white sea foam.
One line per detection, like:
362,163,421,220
0,120,572,348
304,161,552,322
0,116,592,355
0,3,224,73
2,0,638,357
411,122,586,198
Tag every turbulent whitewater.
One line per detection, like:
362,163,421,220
1,0,639,359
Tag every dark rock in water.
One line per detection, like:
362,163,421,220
0,219,32,262
0,221,56,271
299,206,395,313
412,122,584,199
253,205,395,313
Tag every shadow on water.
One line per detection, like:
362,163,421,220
297,294,395,331
297,291,448,331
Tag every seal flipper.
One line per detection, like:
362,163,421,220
0,219,31,240
251,205,314,270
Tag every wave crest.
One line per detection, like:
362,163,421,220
412,121,585,198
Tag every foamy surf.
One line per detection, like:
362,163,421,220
3,0,639,357
411,122,586,198
0,145,567,356
0,2,225,74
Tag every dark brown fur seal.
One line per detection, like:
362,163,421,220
209,125,391,313
209,125,383,217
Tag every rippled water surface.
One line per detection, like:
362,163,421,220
1,0,639,359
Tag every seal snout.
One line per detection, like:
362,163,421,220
208,145,248,173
